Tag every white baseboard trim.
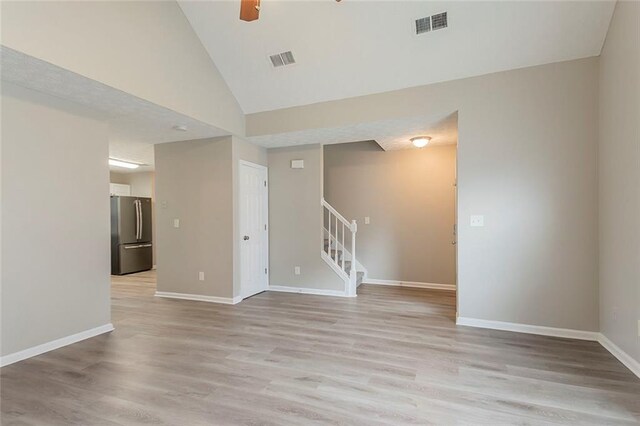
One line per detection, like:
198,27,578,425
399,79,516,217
456,317,639,378
363,278,456,291
597,333,640,378
155,291,241,305
0,323,114,368
269,285,354,298
456,317,599,341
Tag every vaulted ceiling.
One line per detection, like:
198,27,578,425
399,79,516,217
1,46,228,169
179,1,615,114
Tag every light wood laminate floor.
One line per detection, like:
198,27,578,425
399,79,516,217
1,271,639,425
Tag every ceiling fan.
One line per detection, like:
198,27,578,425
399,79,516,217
240,0,341,22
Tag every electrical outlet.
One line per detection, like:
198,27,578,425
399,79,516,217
470,215,484,227
199,271,205,281
173,218,180,228
294,266,301,275
613,306,619,322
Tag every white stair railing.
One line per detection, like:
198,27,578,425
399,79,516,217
321,198,358,297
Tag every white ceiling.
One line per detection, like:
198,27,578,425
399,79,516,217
248,111,457,150
0,46,229,170
180,0,615,114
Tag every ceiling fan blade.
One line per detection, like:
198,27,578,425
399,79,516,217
240,0,260,22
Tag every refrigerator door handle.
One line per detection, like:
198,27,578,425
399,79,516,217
135,200,140,240
134,200,138,240
138,200,141,240
138,200,142,240
124,243,152,249
139,199,143,240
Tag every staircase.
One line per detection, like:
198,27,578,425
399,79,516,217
321,198,367,297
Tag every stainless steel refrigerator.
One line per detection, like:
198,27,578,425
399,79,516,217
111,196,153,275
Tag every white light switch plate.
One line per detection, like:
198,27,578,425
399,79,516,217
291,160,304,169
470,215,484,227
199,272,205,281
294,266,301,275
173,218,180,228
364,216,370,225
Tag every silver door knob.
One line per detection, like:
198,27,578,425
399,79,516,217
243,235,250,240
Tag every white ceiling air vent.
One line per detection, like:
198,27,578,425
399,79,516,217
415,12,447,35
269,51,296,68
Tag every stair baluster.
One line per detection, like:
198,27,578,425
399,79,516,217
321,198,362,296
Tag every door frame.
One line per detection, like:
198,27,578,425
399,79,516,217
238,160,269,299
453,140,459,320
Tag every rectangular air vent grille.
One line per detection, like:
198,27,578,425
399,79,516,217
269,51,296,68
415,12,447,35
415,17,431,34
431,12,448,30
269,54,284,67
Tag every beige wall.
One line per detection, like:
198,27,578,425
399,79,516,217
1,83,111,357
250,58,599,331
155,137,234,298
1,0,244,135
324,142,457,285
598,1,640,362
110,172,154,198
268,144,344,291
109,172,129,185
127,172,155,199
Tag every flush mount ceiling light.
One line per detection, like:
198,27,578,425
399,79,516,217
411,136,431,148
109,158,140,169
173,124,188,132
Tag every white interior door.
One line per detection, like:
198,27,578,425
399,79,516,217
240,161,269,299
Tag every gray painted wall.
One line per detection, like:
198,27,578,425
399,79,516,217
268,145,344,291
1,83,111,356
250,58,599,331
324,142,457,285
598,1,640,362
155,137,234,298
